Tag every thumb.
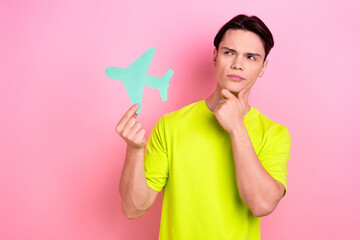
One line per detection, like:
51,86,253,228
237,88,247,101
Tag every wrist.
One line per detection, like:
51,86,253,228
126,144,145,153
229,122,247,137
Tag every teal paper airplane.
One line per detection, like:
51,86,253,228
105,47,173,114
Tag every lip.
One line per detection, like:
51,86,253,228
227,74,245,81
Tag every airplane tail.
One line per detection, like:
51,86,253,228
158,69,173,102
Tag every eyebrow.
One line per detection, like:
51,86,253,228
221,47,262,58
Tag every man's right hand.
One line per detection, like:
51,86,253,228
116,104,146,149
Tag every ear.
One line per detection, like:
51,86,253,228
258,59,268,77
212,48,218,66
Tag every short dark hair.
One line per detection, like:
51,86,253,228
213,14,274,61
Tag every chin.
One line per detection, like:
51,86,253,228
223,85,243,93
218,81,245,93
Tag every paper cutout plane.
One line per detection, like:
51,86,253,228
105,47,173,114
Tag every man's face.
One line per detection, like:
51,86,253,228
213,29,268,94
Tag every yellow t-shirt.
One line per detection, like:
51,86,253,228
144,100,291,240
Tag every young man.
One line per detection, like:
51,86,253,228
117,14,291,239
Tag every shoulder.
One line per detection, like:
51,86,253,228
248,107,291,160
250,106,291,142
149,101,204,138
161,100,205,123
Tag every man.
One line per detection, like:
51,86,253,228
117,14,291,240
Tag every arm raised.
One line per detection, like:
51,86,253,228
116,104,159,219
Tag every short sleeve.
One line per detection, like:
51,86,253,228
258,126,291,197
144,116,169,192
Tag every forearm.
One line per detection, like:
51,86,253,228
120,145,151,218
230,125,283,217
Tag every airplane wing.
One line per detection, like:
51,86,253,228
123,80,144,114
126,47,155,75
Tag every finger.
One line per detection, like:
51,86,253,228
221,88,236,100
137,129,146,141
128,122,142,138
131,128,146,147
136,129,146,144
121,117,137,137
116,104,139,131
237,88,247,101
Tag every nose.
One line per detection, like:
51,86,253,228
231,56,244,70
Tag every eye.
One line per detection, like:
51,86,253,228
248,55,256,61
224,51,233,55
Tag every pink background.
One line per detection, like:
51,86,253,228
1,0,359,239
